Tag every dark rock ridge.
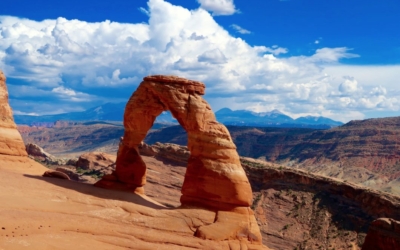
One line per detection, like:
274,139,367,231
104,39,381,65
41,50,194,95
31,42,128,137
244,161,400,249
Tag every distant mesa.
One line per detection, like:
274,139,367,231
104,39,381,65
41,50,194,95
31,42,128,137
95,75,264,244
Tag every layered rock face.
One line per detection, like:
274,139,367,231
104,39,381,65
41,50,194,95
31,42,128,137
0,70,27,156
95,75,262,244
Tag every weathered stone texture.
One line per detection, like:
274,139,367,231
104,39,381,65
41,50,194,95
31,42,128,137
0,70,27,156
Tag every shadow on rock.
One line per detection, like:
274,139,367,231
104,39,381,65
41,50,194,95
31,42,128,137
23,174,167,210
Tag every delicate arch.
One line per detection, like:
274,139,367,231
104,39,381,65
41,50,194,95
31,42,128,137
96,75,253,210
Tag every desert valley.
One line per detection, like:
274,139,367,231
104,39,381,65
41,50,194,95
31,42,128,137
1,70,400,250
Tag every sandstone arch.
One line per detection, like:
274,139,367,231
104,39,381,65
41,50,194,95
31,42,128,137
96,75,253,209
95,75,264,243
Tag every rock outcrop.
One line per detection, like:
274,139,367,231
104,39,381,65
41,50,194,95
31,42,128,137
139,142,190,165
0,70,27,156
25,142,68,165
76,152,116,172
362,218,400,250
95,75,262,245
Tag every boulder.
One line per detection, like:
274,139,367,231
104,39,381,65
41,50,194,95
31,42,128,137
55,167,81,181
95,75,262,244
43,170,71,180
0,70,27,156
76,152,116,172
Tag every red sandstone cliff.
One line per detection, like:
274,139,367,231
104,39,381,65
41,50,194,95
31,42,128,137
0,70,27,156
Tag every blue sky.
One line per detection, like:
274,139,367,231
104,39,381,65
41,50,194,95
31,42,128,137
1,0,399,122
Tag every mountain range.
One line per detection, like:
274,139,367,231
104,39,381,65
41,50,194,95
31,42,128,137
14,102,343,128
215,108,343,128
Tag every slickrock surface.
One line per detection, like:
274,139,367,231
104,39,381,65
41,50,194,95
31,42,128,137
0,158,268,250
95,75,263,245
362,218,400,250
0,70,27,156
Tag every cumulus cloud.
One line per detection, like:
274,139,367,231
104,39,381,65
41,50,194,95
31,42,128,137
51,86,94,102
197,0,237,15
339,76,359,94
370,85,387,96
0,0,399,121
230,24,251,34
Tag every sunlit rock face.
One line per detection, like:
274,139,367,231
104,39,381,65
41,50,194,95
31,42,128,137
0,70,27,156
95,75,263,244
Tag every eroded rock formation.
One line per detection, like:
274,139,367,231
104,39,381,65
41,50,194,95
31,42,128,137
362,218,400,250
0,70,27,156
76,152,116,172
95,75,262,244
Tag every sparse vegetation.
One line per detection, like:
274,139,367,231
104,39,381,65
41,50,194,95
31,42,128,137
251,193,262,210
282,224,291,230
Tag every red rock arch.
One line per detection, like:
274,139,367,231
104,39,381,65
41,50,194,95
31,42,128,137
96,75,253,210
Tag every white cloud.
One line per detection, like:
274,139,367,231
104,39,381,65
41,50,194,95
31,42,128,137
52,86,77,96
51,86,94,102
370,85,387,96
0,0,399,122
264,45,288,55
339,76,359,94
198,49,227,64
197,0,237,15
12,110,39,116
230,24,251,34
138,7,150,16
310,47,359,63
